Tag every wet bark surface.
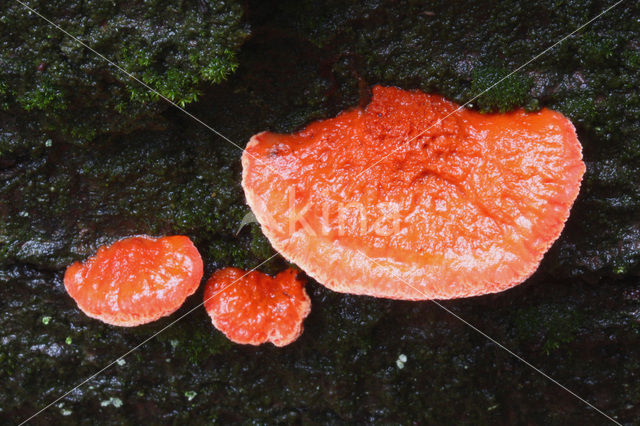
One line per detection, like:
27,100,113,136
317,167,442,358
1,0,639,423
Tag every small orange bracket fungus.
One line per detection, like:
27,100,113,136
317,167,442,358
242,85,585,300
64,235,203,326
203,268,311,346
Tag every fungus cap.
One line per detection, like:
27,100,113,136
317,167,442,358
64,235,203,326
242,85,585,300
204,268,311,346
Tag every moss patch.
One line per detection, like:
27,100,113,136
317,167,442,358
0,0,248,144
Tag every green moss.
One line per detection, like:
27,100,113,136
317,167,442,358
576,33,617,66
555,95,597,125
471,67,533,113
0,0,248,143
513,305,583,355
200,50,240,84
15,77,66,112
158,324,234,365
249,225,276,261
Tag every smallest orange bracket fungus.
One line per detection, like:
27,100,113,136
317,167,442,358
64,235,203,326
204,268,311,347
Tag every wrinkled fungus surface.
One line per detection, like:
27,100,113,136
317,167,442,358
64,235,203,326
204,268,311,346
242,86,585,300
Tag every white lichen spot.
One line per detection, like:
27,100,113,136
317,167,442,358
116,358,126,366
170,339,179,348
44,139,53,147
396,360,405,369
398,354,407,363
184,390,197,401
100,397,123,408
57,403,72,416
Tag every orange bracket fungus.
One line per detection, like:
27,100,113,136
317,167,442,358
64,235,203,326
204,268,311,346
242,85,585,300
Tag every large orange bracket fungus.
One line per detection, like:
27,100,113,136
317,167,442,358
204,268,311,346
242,86,585,300
64,235,203,326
